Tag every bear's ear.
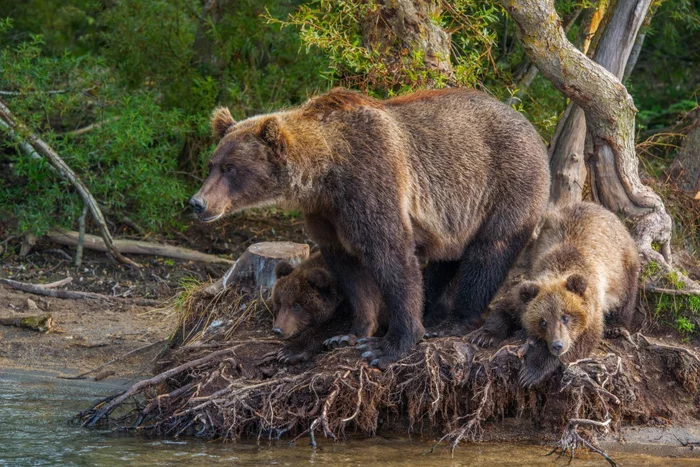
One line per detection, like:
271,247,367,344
274,261,295,279
519,281,540,304
211,107,236,139
565,274,587,297
306,268,332,290
259,116,288,157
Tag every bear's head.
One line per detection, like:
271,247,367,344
189,108,289,223
519,274,589,357
271,259,342,339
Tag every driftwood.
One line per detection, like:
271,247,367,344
0,100,139,268
0,314,54,332
202,242,309,296
47,230,234,265
0,278,160,307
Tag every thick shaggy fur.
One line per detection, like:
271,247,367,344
192,87,550,367
272,253,349,363
469,202,640,387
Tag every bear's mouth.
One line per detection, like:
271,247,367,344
199,211,225,223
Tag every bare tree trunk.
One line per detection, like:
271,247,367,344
547,0,615,205
501,0,675,272
361,0,452,79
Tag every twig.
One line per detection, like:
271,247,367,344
60,117,119,137
41,277,73,288
57,340,167,380
0,100,139,268
75,204,88,267
0,277,160,307
644,284,700,296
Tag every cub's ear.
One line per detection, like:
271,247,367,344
211,107,236,139
565,274,587,297
519,281,540,304
259,116,288,157
274,261,295,279
306,268,332,290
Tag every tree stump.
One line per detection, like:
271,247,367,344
202,242,310,296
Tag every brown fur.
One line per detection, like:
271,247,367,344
192,87,550,367
469,202,640,387
271,253,348,363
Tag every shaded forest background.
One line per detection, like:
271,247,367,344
0,1,698,323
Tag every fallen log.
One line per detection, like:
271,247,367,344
201,241,310,296
0,278,160,307
47,230,234,265
0,313,53,332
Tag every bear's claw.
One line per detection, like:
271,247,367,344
466,328,498,348
277,347,311,365
323,334,358,350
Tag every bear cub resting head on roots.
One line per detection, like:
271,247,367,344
468,202,640,387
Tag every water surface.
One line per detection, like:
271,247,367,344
0,369,696,466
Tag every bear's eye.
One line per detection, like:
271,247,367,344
292,303,302,313
540,319,547,329
224,165,237,175
561,315,569,324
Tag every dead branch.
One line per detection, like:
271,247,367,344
0,100,139,267
60,117,119,137
0,313,53,332
47,230,234,265
58,340,167,380
82,346,238,426
0,278,160,307
549,418,618,467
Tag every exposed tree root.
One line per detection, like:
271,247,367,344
77,285,700,462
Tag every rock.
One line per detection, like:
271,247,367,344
24,298,39,312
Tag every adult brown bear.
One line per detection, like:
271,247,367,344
190,87,550,368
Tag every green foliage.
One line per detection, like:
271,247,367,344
0,0,326,237
675,317,695,336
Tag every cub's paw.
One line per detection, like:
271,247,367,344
323,334,358,350
356,337,407,370
277,346,312,365
466,327,501,348
518,340,562,388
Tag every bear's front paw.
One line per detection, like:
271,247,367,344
356,336,410,370
466,327,501,348
323,334,358,350
518,341,562,388
277,346,312,365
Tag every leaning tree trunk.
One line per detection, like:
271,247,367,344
547,0,649,205
360,0,452,84
501,0,675,271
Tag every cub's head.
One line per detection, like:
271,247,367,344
189,108,289,223
519,274,589,357
271,259,342,339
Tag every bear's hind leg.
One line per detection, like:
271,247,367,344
453,224,532,327
423,260,459,329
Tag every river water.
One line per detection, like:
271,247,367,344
0,368,697,466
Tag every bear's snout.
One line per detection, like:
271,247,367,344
189,196,207,215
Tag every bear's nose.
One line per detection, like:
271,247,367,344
189,196,207,215
550,340,564,353
272,327,283,337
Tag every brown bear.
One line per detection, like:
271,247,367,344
468,202,640,387
272,252,385,363
191,87,550,368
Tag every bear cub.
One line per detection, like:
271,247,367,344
272,252,377,363
469,202,640,387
